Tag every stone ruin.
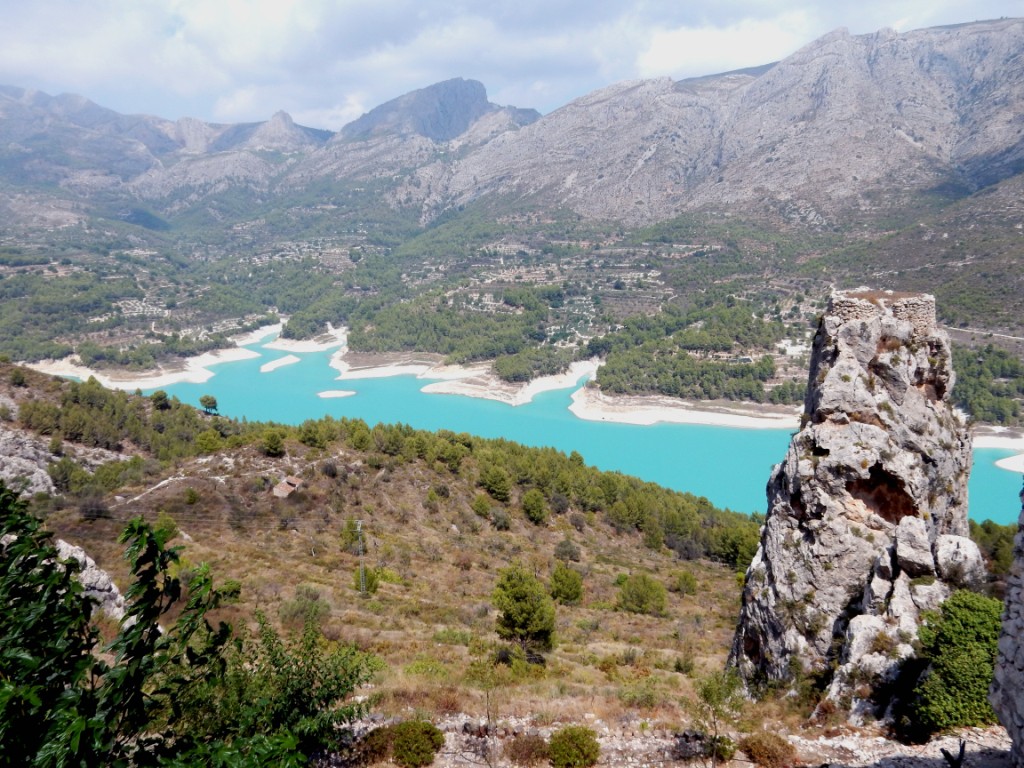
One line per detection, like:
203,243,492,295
729,289,984,720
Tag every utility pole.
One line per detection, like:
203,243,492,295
356,520,366,597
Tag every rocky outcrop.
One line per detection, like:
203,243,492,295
338,78,539,143
991,482,1024,767
0,412,57,495
729,289,977,719
0,412,127,497
54,539,127,621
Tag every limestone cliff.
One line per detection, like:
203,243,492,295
729,289,981,719
992,482,1024,766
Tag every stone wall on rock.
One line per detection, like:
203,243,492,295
729,289,980,720
991,481,1024,768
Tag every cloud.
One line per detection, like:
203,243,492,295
0,0,1019,128
636,13,816,79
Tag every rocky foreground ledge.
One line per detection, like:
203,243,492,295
315,716,1011,768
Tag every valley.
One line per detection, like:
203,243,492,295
3,14,1024,768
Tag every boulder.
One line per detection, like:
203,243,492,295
894,517,934,578
934,534,986,588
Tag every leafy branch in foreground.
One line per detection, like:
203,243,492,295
0,482,379,766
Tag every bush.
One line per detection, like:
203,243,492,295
707,736,736,764
522,488,548,524
493,563,556,654
472,494,492,517
279,583,330,626
672,569,698,595
0,486,380,765
391,720,445,768
353,565,380,596
739,732,797,768
356,725,394,765
491,508,511,531
262,429,285,457
78,494,110,521
479,465,512,502
550,562,584,605
549,726,600,768
617,573,667,616
354,720,444,768
504,733,550,766
554,538,581,562
908,589,1002,735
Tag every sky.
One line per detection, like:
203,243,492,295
0,1,1019,130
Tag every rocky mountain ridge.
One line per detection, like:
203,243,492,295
1,18,1022,230
729,289,983,719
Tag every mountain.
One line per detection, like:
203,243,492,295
339,77,540,142
2,18,1022,231
2,18,1024,360
432,19,1024,225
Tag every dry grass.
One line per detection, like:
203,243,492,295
35,437,773,732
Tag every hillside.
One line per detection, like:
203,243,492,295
0,362,759,732
2,358,1018,764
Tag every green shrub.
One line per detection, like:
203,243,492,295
472,494,492,517
479,465,512,502
522,488,548,524
279,583,330,626
909,589,1002,735
356,725,394,765
262,429,285,457
550,562,584,605
404,656,448,678
738,732,796,768
391,720,445,768
491,508,511,531
353,565,380,595
549,726,600,768
672,569,698,595
617,573,667,616
493,562,556,654
619,678,660,708
432,627,472,646
554,538,581,562
504,733,550,766
707,736,736,764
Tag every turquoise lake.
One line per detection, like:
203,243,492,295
151,338,1023,526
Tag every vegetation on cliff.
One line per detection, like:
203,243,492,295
0,485,378,765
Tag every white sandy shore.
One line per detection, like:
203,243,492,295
25,322,339,391
338,362,437,380
27,347,261,391
260,355,301,373
995,455,1024,473
420,360,601,406
263,323,347,353
973,426,1024,451
318,390,356,399
230,324,283,347
569,386,803,429
24,326,1024,454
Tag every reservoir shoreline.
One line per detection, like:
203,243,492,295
23,328,1024,523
